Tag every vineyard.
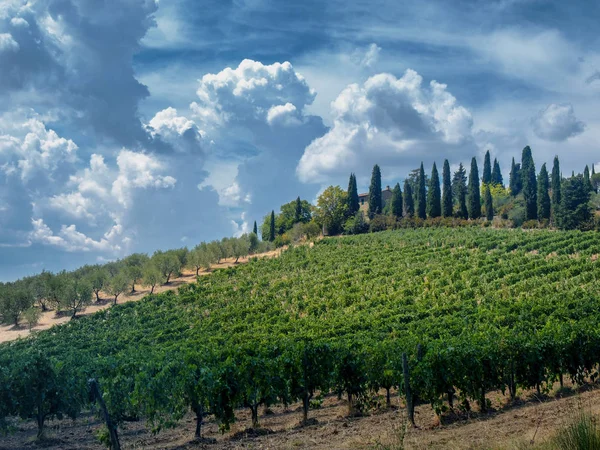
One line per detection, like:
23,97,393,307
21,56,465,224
2,228,600,448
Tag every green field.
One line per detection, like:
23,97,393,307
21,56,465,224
2,228,600,441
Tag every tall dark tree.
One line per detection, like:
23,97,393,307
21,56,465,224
557,175,592,230
482,150,492,185
269,210,276,242
253,221,258,235
521,146,537,220
467,157,481,219
294,196,302,223
452,163,468,219
442,159,453,217
584,165,593,193
537,163,551,221
509,157,522,196
403,179,414,218
484,185,494,221
491,158,503,186
426,163,441,218
347,173,359,217
551,156,561,222
368,165,382,219
390,183,403,219
416,162,427,219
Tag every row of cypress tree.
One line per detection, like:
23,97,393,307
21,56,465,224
350,147,595,228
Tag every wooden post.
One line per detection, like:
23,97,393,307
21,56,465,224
402,353,415,427
89,379,121,450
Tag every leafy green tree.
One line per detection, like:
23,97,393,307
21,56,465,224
390,183,403,219
484,184,493,221
442,159,453,217
453,163,468,219
347,173,360,217
343,211,369,235
537,163,551,221
269,210,276,242
416,162,427,219
188,245,209,276
551,156,561,223
232,235,250,263
11,352,85,440
106,272,130,304
23,307,42,331
403,179,414,218
30,271,51,311
86,268,107,302
248,233,259,254
368,164,383,219
557,175,591,230
427,162,441,218
314,185,348,235
509,157,522,196
491,158,503,186
521,146,537,220
142,263,162,294
0,283,34,326
59,276,93,319
124,253,149,293
152,251,181,284
253,221,258,235
584,165,593,193
467,157,481,219
208,240,225,263
482,150,492,184
294,196,302,223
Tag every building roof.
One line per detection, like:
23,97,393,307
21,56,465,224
358,186,392,198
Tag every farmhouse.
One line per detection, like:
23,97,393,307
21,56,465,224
359,185,393,212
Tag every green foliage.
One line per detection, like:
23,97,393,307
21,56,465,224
483,150,492,185
390,183,403,219
0,283,34,326
314,185,348,235
269,210,276,242
452,163,468,219
152,250,182,284
368,165,383,219
347,173,360,217
521,146,538,220
106,272,130,304
537,163,551,221
403,180,414,218
491,158,503,186
427,162,441,218
553,412,600,450
467,157,481,219
510,157,522,196
416,163,427,219
557,175,592,230
344,211,369,235
142,263,162,294
552,156,562,222
442,159,453,217
484,185,493,221
59,276,93,318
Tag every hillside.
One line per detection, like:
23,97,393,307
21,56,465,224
2,228,600,449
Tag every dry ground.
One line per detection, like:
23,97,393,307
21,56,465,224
0,248,283,344
1,380,599,450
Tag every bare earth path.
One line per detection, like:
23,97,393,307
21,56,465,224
0,248,283,344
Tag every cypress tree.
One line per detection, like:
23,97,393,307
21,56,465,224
294,196,302,223
491,158,503,186
509,157,522,196
368,164,382,219
537,163,551,221
391,183,403,219
551,156,561,223
558,175,591,230
253,221,258,235
427,162,441,218
482,150,492,185
467,157,481,219
584,165,593,193
442,159,453,217
416,162,427,219
521,146,537,220
347,173,359,216
403,179,414,218
453,163,468,219
484,185,493,221
269,210,276,242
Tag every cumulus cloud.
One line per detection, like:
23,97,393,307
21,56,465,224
0,33,19,52
353,43,381,68
266,103,302,126
297,69,475,183
29,219,120,253
147,107,205,155
532,103,585,142
190,59,316,128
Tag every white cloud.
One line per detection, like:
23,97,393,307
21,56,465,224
219,181,251,207
266,103,301,126
29,218,120,253
0,33,18,52
9,17,28,28
532,103,585,142
297,69,474,183
354,43,381,68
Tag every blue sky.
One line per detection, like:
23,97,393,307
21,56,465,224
1,0,599,280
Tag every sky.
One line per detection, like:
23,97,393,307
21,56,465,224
1,0,599,280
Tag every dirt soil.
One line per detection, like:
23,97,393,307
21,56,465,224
0,249,283,344
1,381,599,450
